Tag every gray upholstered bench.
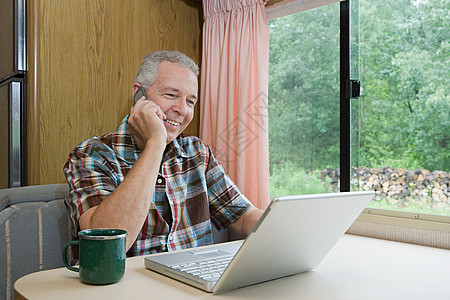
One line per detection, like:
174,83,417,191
0,184,71,300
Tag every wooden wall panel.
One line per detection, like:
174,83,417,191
28,0,202,185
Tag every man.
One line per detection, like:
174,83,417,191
64,50,263,256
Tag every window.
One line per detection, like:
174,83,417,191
268,0,449,218
358,0,449,216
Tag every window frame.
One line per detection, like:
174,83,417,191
265,0,450,241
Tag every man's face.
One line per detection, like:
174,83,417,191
145,61,198,143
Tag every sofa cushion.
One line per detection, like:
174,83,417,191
0,184,70,300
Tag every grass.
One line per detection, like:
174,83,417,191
368,197,450,216
270,163,333,197
270,164,450,217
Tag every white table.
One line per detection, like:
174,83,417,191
15,235,450,300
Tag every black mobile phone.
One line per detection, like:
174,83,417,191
133,87,148,103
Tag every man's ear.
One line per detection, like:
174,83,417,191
132,83,146,105
132,84,141,97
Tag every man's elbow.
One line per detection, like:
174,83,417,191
79,206,96,230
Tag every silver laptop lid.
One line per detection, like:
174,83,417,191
212,191,374,293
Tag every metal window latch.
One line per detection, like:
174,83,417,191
346,79,361,98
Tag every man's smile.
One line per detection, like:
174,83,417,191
164,119,181,127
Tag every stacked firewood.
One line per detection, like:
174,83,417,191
320,167,449,209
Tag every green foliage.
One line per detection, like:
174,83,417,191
270,162,333,196
269,0,449,184
269,4,340,172
359,0,449,170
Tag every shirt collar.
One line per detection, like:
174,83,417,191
164,134,188,161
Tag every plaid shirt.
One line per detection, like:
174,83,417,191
64,116,252,256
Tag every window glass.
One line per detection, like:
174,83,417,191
359,0,449,216
269,3,340,196
268,0,449,217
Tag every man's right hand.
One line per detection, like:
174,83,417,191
128,97,168,150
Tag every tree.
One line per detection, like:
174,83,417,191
269,4,340,172
268,0,449,179
360,0,449,170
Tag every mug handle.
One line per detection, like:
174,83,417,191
63,240,79,272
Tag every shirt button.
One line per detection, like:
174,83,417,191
157,178,163,184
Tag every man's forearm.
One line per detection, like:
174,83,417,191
79,139,165,251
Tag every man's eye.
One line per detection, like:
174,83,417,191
163,93,177,99
187,99,196,106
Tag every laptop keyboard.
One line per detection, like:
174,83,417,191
171,256,233,281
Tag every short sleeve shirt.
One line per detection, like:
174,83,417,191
64,116,252,256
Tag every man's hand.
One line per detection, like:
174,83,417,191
229,207,264,239
128,97,167,150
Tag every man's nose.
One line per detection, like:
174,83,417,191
173,97,188,116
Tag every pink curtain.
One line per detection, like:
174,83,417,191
200,0,270,209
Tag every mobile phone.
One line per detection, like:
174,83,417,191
133,87,149,103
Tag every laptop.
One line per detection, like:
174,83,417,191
144,191,374,294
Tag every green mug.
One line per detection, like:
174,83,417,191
63,228,127,285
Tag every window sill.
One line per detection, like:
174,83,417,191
347,209,450,250
360,208,450,231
